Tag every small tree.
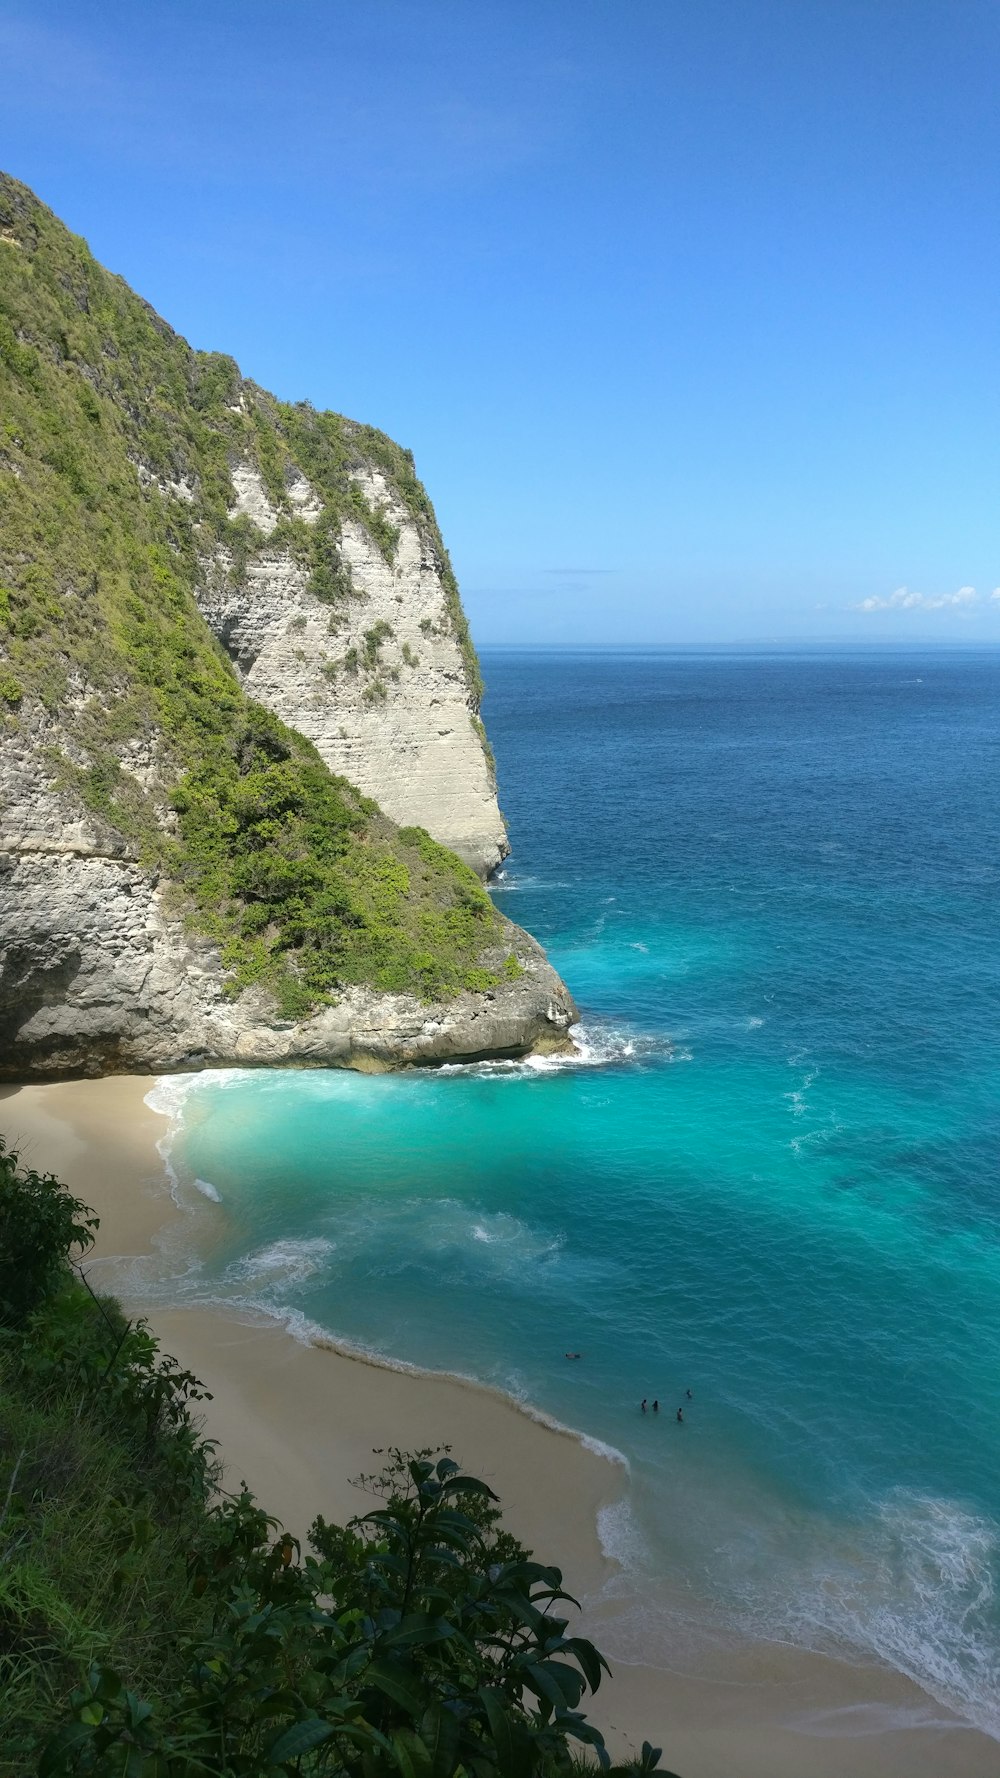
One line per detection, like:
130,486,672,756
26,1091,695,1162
0,1138,96,1326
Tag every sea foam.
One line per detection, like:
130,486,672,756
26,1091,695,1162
720,1488,1000,1741
436,1021,670,1080
144,1069,244,1206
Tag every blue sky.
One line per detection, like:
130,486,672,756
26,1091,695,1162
2,0,998,644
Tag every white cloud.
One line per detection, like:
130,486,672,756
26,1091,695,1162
855,585,979,613
991,588,1000,602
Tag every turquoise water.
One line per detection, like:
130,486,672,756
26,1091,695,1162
153,649,1000,1732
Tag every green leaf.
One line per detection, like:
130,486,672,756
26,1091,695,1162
419,1703,460,1777
366,1660,428,1718
636,1739,683,1777
479,1687,519,1778
331,1645,373,1686
266,1717,336,1763
379,1611,455,1651
38,1722,93,1777
93,1670,125,1704
254,1690,307,1720
561,1635,610,1694
341,1721,395,1759
369,1551,411,1580
425,1527,473,1557
488,1590,544,1634
559,1710,607,1750
526,1660,584,1710
439,1475,498,1502
126,1694,154,1729
390,1726,433,1778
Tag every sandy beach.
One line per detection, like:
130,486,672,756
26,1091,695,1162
3,1073,999,1778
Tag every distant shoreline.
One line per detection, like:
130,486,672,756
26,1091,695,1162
3,1074,997,1778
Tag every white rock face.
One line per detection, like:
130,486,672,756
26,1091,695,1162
230,461,279,534
0,700,162,857
131,457,197,504
286,468,323,523
196,466,508,878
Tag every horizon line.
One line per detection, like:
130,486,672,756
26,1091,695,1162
475,638,1000,652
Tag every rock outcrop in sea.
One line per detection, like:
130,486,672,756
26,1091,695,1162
0,173,577,1078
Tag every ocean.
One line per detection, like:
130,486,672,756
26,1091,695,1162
145,648,1000,1735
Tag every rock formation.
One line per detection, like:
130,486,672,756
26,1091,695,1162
0,173,576,1078
199,457,507,878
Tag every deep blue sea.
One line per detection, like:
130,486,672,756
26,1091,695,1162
150,649,1000,1734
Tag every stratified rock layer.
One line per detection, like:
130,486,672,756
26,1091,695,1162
201,461,507,878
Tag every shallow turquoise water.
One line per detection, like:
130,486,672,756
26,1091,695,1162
155,650,1000,1732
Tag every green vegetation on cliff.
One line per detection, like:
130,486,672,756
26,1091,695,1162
0,1142,673,1777
0,173,500,1009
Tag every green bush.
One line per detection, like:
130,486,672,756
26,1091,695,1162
362,620,394,668
0,1139,95,1326
40,1454,621,1777
0,1151,219,1771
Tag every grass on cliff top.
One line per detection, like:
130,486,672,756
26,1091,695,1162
0,172,501,1010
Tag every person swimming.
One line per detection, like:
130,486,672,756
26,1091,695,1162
686,1388,693,1400
565,1352,582,1359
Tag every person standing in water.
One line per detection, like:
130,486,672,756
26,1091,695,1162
676,1406,684,1423
652,1399,659,1413
640,1398,647,1414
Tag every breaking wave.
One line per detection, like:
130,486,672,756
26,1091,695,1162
728,1490,1000,1739
437,1021,676,1078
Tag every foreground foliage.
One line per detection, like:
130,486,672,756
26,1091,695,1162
0,1143,678,1777
0,172,505,1009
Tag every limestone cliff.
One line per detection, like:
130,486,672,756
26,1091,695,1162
0,174,575,1078
199,455,506,878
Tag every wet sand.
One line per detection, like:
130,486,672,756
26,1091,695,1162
4,1074,999,1777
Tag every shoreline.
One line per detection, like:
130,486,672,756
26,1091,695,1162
3,1074,998,1778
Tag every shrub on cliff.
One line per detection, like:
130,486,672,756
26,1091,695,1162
0,1153,218,1771
43,1457,611,1777
0,1137,95,1324
40,1454,676,1777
